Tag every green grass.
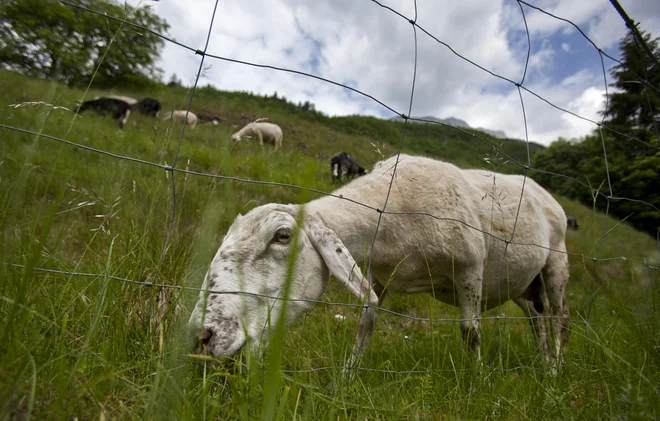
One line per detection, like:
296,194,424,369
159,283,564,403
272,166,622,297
0,69,658,420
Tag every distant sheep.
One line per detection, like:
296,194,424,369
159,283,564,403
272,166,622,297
94,95,138,105
134,97,161,117
75,97,132,129
231,119,283,149
163,110,198,128
196,112,222,126
331,152,368,183
188,154,571,373
567,216,579,230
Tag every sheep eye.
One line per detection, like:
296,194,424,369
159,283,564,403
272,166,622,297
274,229,291,245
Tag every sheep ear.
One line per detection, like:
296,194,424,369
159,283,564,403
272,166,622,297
303,215,378,305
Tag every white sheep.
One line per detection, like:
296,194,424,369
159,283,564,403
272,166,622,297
188,154,570,372
231,119,283,149
163,110,198,128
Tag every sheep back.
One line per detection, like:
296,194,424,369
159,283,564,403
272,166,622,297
307,154,567,305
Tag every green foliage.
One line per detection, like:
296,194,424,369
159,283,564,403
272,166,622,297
533,132,660,236
602,31,660,144
167,73,183,88
0,0,169,89
531,138,590,200
323,115,545,171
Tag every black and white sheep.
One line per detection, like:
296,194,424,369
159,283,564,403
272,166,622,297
330,152,368,183
134,97,161,118
188,154,571,373
75,97,132,129
94,95,138,105
196,112,222,126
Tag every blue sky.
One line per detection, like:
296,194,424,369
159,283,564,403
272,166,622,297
130,0,660,145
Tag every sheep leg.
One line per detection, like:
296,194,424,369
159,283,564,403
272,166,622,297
542,253,570,373
457,275,483,363
119,109,131,129
514,273,552,363
513,295,551,364
343,281,387,376
340,166,348,182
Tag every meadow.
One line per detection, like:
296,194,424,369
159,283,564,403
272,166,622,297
0,69,658,420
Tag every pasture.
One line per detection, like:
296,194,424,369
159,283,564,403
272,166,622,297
0,70,658,420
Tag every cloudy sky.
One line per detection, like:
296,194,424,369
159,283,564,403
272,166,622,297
131,0,660,145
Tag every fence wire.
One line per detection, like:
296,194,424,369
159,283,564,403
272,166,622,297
2,0,659,378
3,263,653,329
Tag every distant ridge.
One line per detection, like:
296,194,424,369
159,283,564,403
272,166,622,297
389,115,507,139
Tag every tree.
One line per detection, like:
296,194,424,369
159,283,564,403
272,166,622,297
167,73,182,88
532,30,660,237
0,0,169,88
602,31,660,146
530,138,590,201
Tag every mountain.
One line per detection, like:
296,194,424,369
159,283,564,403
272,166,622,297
389,115,508,139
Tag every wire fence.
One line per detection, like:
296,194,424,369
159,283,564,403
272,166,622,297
2,0,659,376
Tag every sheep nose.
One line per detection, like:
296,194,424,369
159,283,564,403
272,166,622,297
201,327,213,349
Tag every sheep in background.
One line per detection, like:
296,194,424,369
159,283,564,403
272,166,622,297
567,216,579,230
74,97,132,129
92,95,159,118
188,154,571,374
163,110,198,128
231,118,283,149
196,112,222,126
134,97,161,117
331,151,368,183
94,95,138,105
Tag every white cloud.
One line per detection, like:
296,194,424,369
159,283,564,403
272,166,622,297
119,0,659,146
562,86,606,132
560,69,593,87
432,71,606,145
589,0,660,49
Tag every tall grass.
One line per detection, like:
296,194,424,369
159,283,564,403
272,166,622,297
0,70,658,419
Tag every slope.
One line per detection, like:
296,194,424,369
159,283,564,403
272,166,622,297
0,70,658,420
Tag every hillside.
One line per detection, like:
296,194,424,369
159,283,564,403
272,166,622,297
1,68,546,184
1,70,658,420
175,88,544,175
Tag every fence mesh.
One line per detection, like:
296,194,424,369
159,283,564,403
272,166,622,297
2,0,659,378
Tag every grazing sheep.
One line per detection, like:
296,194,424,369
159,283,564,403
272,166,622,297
567,216,579,230
196,112,222,126
134,97,161,117
231,119,283,149
94,95,138,105
331,151,368,183
163,110,198,128
188,154,570,373
75,97,132,129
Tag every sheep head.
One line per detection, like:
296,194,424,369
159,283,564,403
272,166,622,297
187,203,377,359
231,124,255,142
